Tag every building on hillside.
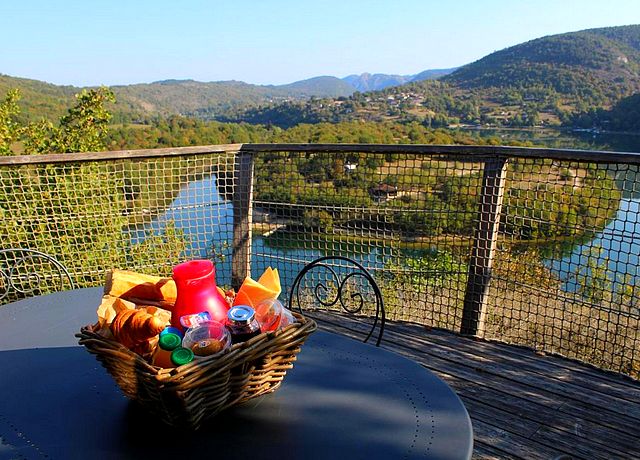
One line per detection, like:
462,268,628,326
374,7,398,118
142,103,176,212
369,183,398,201
344,162,357,173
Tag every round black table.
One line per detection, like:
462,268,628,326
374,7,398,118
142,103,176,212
0,288,473,459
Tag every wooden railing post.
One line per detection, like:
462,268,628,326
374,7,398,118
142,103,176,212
232,150,254,290
461,156,509,336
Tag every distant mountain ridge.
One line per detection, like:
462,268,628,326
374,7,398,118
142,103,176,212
110,76,355,119
0,74,82,122
223,24,640,129
0,66,453,123
342,68,456,92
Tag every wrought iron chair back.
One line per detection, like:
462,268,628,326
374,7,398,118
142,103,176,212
0,248,74,302
289,256,385,346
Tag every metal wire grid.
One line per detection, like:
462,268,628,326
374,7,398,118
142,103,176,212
0,152,237,292
0,147,637,377
251,150,639,377
251,151,478,330
491,159,639,376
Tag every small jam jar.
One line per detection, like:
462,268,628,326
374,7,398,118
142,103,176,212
226,305,261,344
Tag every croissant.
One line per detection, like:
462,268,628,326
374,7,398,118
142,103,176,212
110,308,166,350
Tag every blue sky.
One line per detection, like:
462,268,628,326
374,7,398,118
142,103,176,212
2,0,639,86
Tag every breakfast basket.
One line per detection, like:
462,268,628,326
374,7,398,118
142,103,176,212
77,312,316,429
75,264,317,430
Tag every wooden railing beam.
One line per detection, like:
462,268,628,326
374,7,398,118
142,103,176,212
232,151,254,290
461,156,509,336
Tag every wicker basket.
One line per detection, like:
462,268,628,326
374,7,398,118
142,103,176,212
76,312,317,429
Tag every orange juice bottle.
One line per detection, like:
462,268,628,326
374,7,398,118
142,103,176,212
152,332,182,368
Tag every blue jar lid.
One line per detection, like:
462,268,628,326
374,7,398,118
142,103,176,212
160,326,184,340
228,305,256,325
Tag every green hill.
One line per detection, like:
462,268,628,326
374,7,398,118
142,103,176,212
276,76,355,97
570,92,640,131
0,74,80,122
0,74,356,123
4,24,640,130
228,24,640,129
444,25,640,107
113,76,355,120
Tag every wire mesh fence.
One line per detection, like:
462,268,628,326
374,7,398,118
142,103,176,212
0,151,238,290
0,144,638,378
488,159,637,376
249,147,639,378
251,150,480,331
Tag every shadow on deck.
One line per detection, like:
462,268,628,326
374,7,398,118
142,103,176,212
312,313,640,459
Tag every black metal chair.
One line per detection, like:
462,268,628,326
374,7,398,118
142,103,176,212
289,256,385,345
0,248,74,302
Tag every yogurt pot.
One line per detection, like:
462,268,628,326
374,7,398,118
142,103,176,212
182,320,231,356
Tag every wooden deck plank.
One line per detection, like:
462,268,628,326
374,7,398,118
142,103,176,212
529,425,632,460
393,322,640,402
380,324,640,420
444,374,640,456
385,325,640,439
393,343,640,457
415,323,638,386
308,314,640,460
470,419,570,460
389,330,640,445
377,326,639,424
472,443,521,460
558,399,640,438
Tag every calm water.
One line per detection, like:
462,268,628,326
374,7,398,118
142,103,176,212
131,174,391,288
458,127,640,153
547,198,640,292
470,129,640,290
137,129,640,291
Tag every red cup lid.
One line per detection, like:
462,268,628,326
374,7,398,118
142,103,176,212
172,259,214,280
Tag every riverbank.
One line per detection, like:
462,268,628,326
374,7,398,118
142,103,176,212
252,223,595,256
455,126,640,152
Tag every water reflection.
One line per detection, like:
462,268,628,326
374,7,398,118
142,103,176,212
548,198,640,292
458,127,640,152
128,174,235,284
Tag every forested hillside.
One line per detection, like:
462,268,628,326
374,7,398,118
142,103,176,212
571,92,640,131
113,76,355,120
226,24,640,129
106,116,501,150
0,74,80,122
444,26,640,106
0,74,357,124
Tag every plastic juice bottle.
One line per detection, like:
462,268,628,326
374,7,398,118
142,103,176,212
152,332,182,368
171,259,230,331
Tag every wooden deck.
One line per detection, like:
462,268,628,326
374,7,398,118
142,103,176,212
314,314,640,459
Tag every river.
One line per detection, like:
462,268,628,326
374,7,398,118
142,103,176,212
138,129,640,291
130,174,391,288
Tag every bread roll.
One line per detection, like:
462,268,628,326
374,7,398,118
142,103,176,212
110,308,166,349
